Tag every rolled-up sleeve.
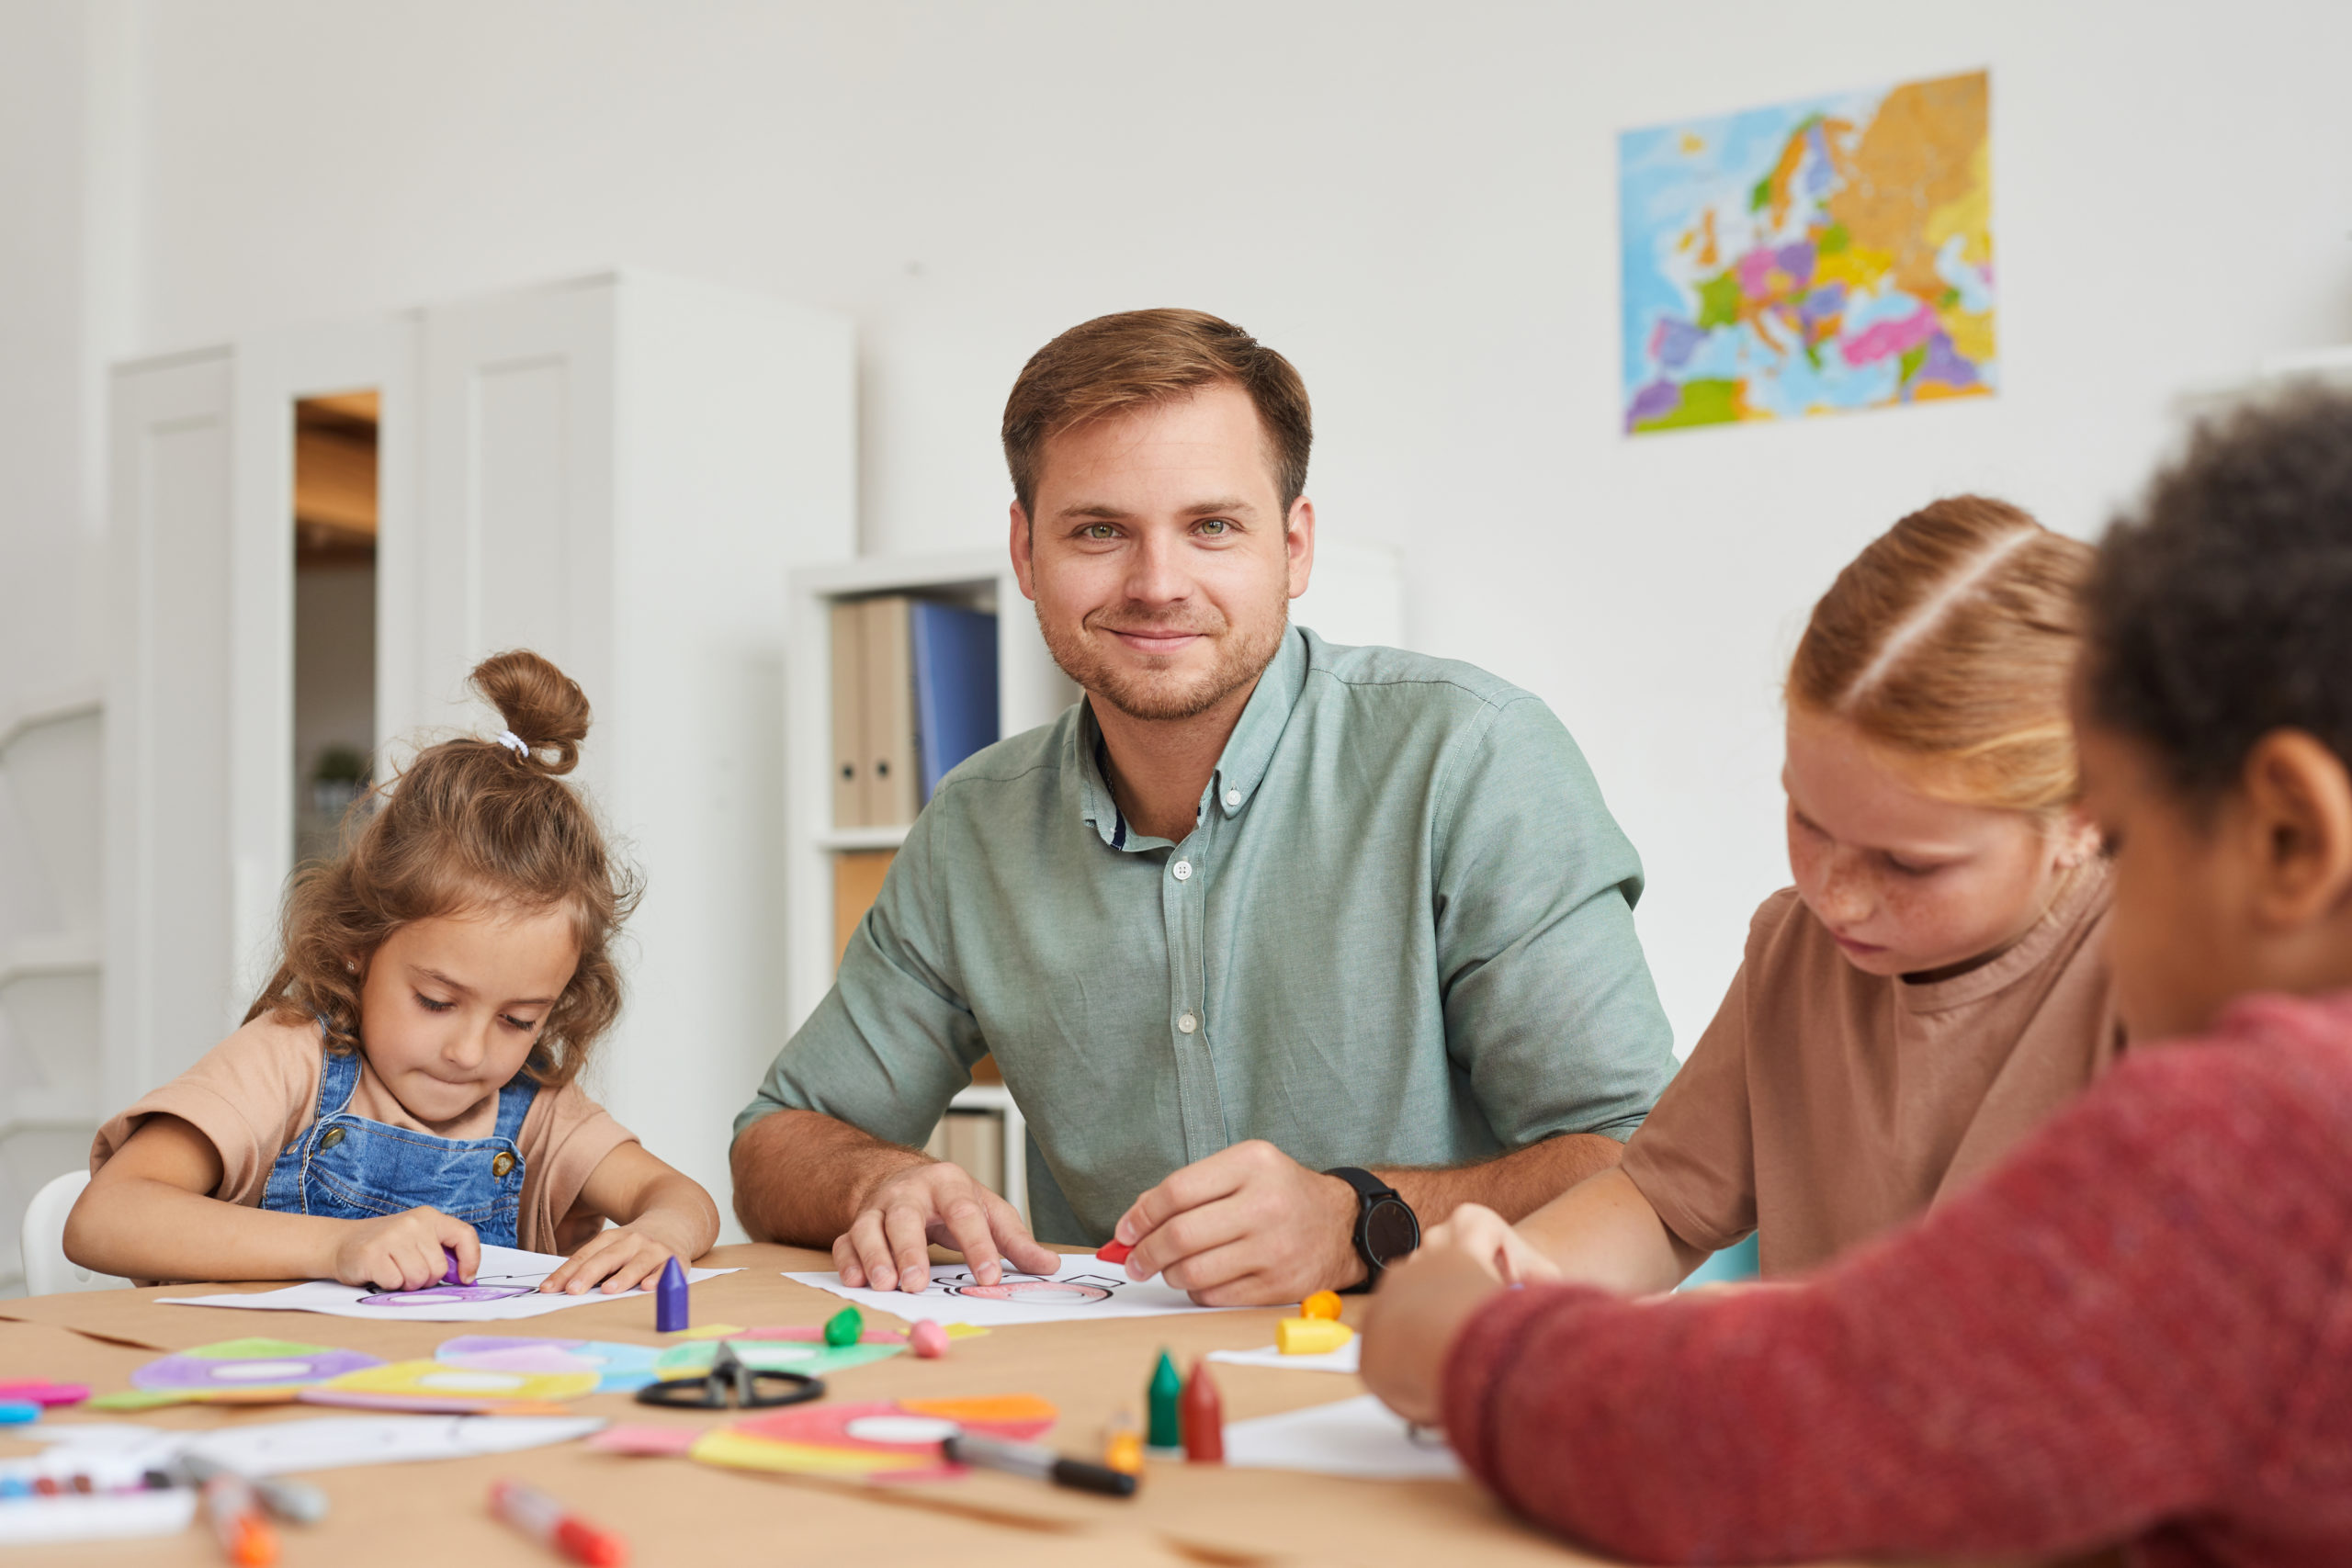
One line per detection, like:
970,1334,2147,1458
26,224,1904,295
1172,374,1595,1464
1431,694,1678,1145
732,815,989,1149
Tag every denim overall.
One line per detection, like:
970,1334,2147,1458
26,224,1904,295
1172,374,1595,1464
259,1043,535,1247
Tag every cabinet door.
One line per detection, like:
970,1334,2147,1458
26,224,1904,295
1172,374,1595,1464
415,281,616,790
105,352,238,1105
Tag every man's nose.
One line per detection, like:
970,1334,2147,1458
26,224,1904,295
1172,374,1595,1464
1123,529,1190,606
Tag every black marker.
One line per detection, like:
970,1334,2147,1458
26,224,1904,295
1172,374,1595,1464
942,1433,1137,1497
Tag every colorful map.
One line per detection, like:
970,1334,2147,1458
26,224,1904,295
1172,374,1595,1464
1620,70,1995,434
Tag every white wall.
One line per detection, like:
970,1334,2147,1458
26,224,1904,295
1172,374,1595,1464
9,0,2352,1095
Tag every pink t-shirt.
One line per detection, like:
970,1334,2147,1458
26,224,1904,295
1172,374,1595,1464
91,1013,636,1257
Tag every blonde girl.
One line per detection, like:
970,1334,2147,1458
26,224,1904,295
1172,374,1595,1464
67,651,718,1293
1457,496,2116,1288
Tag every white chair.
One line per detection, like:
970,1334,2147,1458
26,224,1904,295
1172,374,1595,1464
19,1170,126,1296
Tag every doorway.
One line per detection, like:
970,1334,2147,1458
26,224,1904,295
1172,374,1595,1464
291,391,379,865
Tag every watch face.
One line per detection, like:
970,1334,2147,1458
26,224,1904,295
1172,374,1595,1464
1364,1197,1419,1266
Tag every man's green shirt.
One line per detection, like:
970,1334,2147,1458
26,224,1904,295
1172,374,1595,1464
737,627,1677,1244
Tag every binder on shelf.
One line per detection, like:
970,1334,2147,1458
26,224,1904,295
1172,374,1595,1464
861,596,922,826
831,849,895,964
910,601,1000,803
830,602,867,828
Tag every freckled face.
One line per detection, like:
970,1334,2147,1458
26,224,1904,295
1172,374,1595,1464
1784,706,2085,977
356,906,579,1124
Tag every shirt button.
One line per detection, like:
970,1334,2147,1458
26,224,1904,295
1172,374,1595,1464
1177,1011,1198,1034
1172,859,1192,881
1225,790,1241,808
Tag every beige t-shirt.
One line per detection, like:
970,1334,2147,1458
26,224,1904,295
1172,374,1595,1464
91,1014,637,1257
1621,860,2121,1279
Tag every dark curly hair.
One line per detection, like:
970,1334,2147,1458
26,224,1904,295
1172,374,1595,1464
2083,384,2352,802
243,649,643,1088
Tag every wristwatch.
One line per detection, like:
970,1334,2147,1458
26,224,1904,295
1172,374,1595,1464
1325,1167,1419,1291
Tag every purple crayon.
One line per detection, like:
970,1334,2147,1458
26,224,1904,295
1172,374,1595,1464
655,1255,690,1332
442,1247,464,1286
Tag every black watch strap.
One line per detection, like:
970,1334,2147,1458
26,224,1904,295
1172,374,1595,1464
1325,1166,1419,1292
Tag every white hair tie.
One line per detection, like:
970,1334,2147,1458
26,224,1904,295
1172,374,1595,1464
494,730,531,759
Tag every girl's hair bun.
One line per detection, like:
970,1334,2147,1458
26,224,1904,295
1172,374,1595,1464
470,649,593,776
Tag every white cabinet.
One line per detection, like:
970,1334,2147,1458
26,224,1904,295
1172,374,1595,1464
106,273,855,1234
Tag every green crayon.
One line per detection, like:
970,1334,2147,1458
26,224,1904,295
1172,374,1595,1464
823,1306,862,1348
1147,1348,1182,1450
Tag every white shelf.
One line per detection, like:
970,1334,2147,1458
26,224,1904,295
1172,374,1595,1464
817,824,911,852
0,933,102,990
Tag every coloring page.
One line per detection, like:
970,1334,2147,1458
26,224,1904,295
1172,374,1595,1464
783,1253,1252,1327
16,1416,602,1485
157,1244,736,1323
1224,1394,1461,1481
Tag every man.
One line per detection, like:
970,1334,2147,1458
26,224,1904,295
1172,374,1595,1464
732,309,1676,1304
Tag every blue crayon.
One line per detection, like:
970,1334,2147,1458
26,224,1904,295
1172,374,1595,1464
0,1403,37,1426
655,1255,690,1333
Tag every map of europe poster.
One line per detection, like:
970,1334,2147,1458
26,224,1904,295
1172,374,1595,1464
1620,69,1995,434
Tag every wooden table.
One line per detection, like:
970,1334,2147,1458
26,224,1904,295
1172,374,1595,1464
0,1243,1685,1568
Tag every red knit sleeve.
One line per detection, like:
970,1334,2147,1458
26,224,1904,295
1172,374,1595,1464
1439,1037,2352,1563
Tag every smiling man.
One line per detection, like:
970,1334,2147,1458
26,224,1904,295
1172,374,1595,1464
729,310,1676,1303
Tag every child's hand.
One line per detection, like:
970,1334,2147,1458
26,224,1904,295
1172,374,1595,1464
540,1224,685,1295
330,1206,479,1291
1359,1226,1516,1427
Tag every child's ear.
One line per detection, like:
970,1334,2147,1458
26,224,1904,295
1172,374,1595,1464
2239,729,2352,931
2052,806,2101,870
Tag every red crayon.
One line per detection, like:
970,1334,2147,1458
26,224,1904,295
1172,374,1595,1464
1180,1359,1224,1463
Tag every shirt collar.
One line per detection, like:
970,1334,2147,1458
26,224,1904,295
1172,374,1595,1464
1071,625,1311,848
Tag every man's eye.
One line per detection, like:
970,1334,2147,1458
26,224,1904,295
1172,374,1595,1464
1197,518,1230,536
1083,524,1117,540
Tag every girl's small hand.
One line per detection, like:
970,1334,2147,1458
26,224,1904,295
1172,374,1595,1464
1360,1226,1518,1427
540,1224,684,1295
1421,1202,1566,1288
331,1206,480,1292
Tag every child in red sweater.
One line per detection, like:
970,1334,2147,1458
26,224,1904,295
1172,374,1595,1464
1361,387,2352,1567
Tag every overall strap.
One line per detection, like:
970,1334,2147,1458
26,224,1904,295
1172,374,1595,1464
490,1065,540,1143
312,1029,363,1117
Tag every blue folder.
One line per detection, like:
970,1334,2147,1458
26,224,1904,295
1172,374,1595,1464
910,601,1000,804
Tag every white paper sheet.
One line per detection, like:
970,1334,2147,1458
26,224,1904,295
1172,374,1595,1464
1206,1337,1362,1374
1223,1393,1463,1480
783,1256,1253,1328
0,1490,197,1546
16,1415,604,1485
158,1244,736,1322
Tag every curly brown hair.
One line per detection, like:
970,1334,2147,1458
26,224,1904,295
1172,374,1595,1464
243,650,643,1089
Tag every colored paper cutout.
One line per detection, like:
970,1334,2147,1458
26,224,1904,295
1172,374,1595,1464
295,1358,595,1414
89,1338,386,1411
670,1323,745,1341
159,1242,737,1323
649,1337,902,1381
688,1395,1056,1483
436,1336,664,1393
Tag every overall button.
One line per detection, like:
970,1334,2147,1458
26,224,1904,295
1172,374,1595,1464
1177,1011,1198,1034
1172,859,1193,881
317,1126,345,1151
491,1152,516,1178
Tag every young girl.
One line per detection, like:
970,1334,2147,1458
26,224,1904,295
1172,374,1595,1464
1363,388,2352,1563
1476,496,2117,1292
66,651,718,1293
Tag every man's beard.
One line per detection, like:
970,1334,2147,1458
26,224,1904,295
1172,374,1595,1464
1037,601,1289,723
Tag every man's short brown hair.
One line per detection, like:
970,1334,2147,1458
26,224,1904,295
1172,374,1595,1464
1001,309,1313,518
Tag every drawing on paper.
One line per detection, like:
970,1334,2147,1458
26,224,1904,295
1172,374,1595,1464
357,1280,537,1307
1620,68,1995,434
933,1269,1120,1304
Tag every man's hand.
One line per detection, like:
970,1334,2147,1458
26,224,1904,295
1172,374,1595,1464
835,1159,1060,1293
1358,1218,1518,1427
328,1206,479,1292
1114,1140,1363,1304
